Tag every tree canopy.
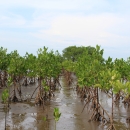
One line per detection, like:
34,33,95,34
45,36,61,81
62,46,96,62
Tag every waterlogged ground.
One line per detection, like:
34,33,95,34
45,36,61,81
0,77,130,130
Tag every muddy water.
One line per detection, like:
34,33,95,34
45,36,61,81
0,77,129,130
99,91,130,130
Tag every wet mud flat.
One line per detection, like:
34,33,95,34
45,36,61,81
0,77,130,130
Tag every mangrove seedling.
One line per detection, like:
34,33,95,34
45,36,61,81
53,107,61,130
42,115,49,130
2,89,9,130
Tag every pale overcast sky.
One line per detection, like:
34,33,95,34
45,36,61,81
0,0,130,60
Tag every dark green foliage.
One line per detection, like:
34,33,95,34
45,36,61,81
62,46,95,62
0,47,9,71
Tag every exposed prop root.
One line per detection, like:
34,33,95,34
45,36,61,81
107,124,116,130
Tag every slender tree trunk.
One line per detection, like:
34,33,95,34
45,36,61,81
55,120,56,130
5,107,7,130
111,91,114,129
96,87,99,111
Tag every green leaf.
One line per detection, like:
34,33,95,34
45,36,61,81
94,84,101,88
53,107,61,122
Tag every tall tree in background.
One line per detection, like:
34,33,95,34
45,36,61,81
62,46,95,62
